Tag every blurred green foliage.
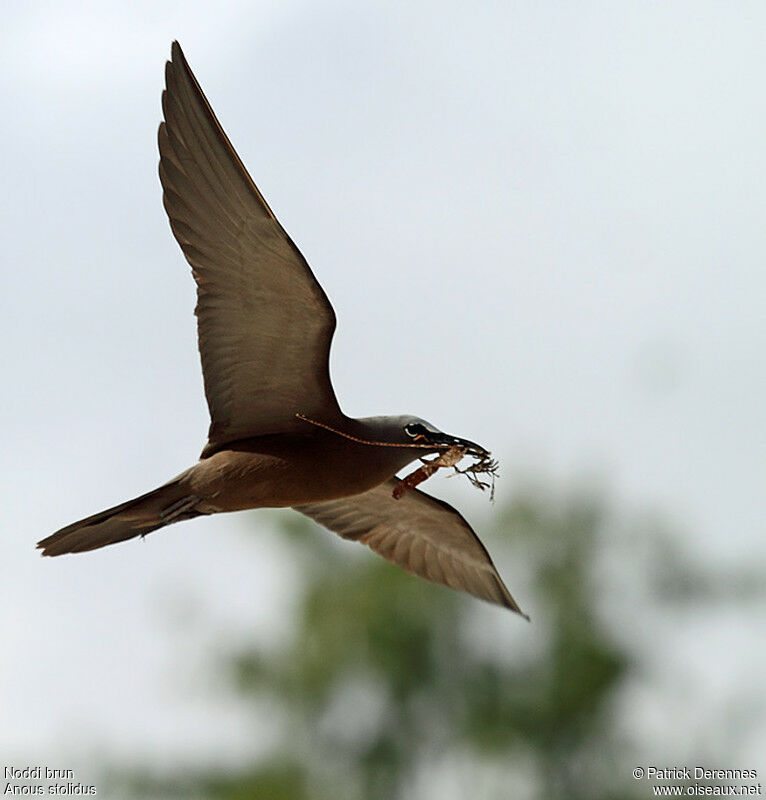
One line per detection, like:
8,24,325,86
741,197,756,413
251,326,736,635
111,486,763,800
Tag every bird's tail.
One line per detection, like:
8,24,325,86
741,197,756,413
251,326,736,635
37,480,201,557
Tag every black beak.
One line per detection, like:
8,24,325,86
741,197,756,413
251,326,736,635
428,431,490,458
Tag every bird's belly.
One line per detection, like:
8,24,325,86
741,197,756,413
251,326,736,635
184,445,401,513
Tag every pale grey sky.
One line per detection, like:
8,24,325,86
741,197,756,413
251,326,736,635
2,0,764,774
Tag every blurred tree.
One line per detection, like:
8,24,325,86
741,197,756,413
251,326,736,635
110,485,764,800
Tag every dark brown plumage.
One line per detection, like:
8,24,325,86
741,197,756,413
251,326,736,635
38,42,525,617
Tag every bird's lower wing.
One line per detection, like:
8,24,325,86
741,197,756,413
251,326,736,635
294,478,526,616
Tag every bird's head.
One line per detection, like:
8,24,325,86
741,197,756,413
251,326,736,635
356,415,491,457
396,416,490,458
383,415,499,498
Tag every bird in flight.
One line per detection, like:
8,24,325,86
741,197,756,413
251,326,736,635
38,41,525,617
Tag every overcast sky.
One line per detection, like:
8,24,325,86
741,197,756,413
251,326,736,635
2,0,764,773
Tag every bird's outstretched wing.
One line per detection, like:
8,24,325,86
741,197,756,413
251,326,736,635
159,42,343,456
295,479,526,615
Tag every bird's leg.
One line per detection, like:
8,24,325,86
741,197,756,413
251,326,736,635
159,495,201,521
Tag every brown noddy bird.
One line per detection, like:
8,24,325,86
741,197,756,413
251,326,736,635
38,42,525,617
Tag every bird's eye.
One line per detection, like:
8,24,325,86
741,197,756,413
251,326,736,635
404,423,427,439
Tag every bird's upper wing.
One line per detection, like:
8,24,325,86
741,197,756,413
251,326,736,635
295,478,526,615
159,42,343,456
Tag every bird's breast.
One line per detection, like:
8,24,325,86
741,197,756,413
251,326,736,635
183,433,418,512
